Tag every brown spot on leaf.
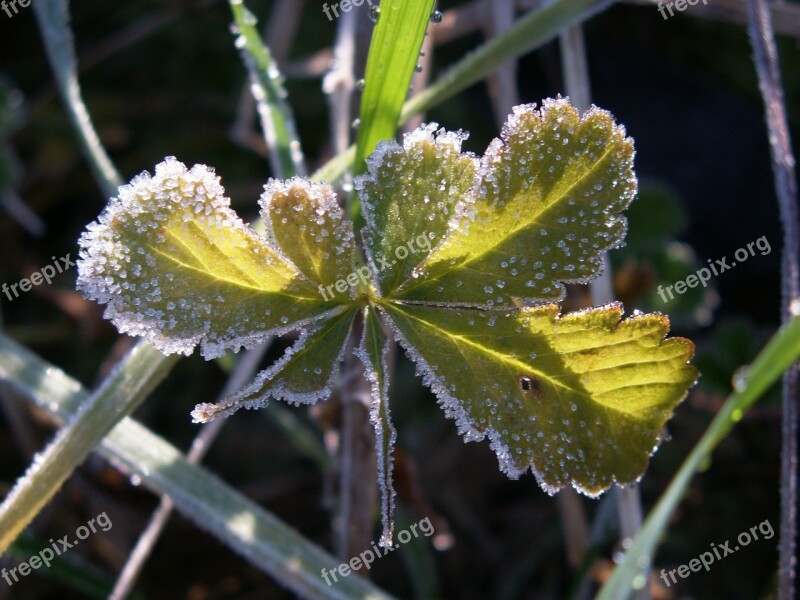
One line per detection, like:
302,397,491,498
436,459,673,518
520,375,542,399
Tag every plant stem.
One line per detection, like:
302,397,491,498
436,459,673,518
746,2,800,598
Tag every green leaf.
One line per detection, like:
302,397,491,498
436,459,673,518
192,306,358,422
352,0,437,218
356,125,478,296
379,302,697,494
392,98,636,307
76,158,348,360
355,307,397,547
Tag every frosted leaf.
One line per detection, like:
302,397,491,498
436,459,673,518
260,178,357,298
192,306,357,422
76,158,337,359
355,124,478,296
395,98,637,307
75,101,698,506
354,307,397,547
379,302,697,495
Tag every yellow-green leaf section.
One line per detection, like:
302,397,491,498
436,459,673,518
379,301,697,495
261,178,356,294
76,158,342,359
395,98,637,308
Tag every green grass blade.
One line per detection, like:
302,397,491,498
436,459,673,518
0,341,180,554
597,316,800,600
351,0,436,220
33,0,123,198
315,0,611,186
0,334,395,600
229,0,305,178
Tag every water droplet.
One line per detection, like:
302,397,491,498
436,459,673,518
356,78,366,91
369,5,380,22
732,365,749,392
791,297,800,316
430,9,443,24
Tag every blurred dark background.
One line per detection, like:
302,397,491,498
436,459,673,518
1,1,797,598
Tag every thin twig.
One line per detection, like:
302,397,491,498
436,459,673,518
746,1,799,597
557,24,600,600
0,190,46,238
323,6,380,561
486,0,520,128
338,314,378,561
